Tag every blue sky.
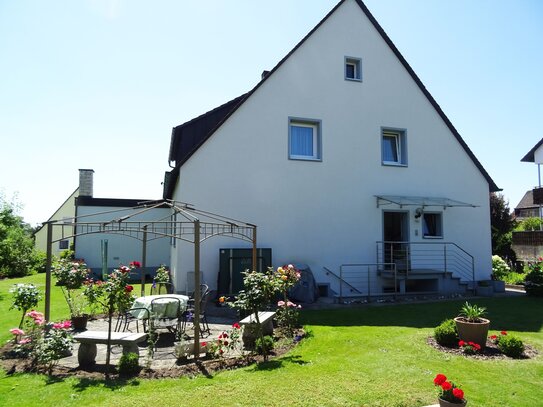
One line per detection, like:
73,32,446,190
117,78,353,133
1,0,542,226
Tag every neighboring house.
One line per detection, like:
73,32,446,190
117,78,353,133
34,187,79,255
512,138,543,260
163,0,499,297
513,190,540,220
39,169,172,277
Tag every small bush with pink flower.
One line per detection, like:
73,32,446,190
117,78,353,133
8,310,73,372
433,373,466,404
275,264,302,336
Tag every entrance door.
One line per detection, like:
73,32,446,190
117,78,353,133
383,211,409,272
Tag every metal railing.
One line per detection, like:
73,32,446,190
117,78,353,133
375,241,474,284
324,263,396,303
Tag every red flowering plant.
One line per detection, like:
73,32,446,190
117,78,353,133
489,330,507,345
206,322,243,359
458,340,481,354
433,373,466,404
83,264,136,315
82,262,138,375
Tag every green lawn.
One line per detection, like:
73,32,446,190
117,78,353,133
1,274,542,406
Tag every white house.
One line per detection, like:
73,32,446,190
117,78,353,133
73,169,171,279
163,0,499,298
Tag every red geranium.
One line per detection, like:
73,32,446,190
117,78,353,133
433,373,465,403
232,322,241,329
433,374,447,385
125,285,134,293
130,261,141,268
441,382,452,391
452,388,464,400
501,330,507,336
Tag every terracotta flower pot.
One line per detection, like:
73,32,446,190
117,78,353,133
439,397,467,406
454,316,490,349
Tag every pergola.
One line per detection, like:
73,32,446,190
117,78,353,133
43,199,257,357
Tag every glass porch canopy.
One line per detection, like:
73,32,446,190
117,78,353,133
375,195,478,209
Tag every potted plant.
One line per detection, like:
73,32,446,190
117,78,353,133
491,255,507,293
433,373,467,406
52,259,90,329
454,302,490,349
68,293,90,330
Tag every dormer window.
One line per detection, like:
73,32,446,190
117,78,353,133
345,57,362,81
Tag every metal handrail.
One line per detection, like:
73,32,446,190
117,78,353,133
376,241,475,284
325,263,396,303
323,267,362,295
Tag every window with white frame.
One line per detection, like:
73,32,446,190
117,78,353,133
422,213,443,238
382,128,407,165
345,57,362,81
289,118,321,161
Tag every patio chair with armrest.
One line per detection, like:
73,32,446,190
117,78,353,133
115,307,150,333
181,284,211,337
149,296,183,336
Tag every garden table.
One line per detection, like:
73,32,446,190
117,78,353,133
130,294,189,319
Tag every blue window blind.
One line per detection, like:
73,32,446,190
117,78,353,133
291,125,314,157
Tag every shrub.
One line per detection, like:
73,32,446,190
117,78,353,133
515,217,543,231
10,283,41,328
255,335,274,355
31,250,48,274
434,319,458,347
491,255,510,281
497,335,525,358
118,352,140,376
502,271,526,285
525,258,543,297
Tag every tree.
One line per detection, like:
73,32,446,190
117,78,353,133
490,193,517,262
0,194,40,278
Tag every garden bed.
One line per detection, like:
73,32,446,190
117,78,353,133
427,336,539,360
0,328,305,380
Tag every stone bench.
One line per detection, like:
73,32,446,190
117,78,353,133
73,330,147,367
239,311,276,349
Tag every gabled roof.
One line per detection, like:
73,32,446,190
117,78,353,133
168,93,247,165
521,138,543,162
165,0,499,198
514,190,536,210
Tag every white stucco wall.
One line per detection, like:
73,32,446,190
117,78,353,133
170,0,492,292
75,206,172,273
534,145,543,164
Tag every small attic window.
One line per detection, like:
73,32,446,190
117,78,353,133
345,57,362,81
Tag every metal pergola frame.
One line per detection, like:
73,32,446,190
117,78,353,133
43,199,257,358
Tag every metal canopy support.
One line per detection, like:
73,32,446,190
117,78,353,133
141,225,148,297
42,198,258,364
44,222,53,322
375,195,478,209
193,220,201,358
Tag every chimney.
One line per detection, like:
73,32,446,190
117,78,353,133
261,70,270,80
78,169,94,197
